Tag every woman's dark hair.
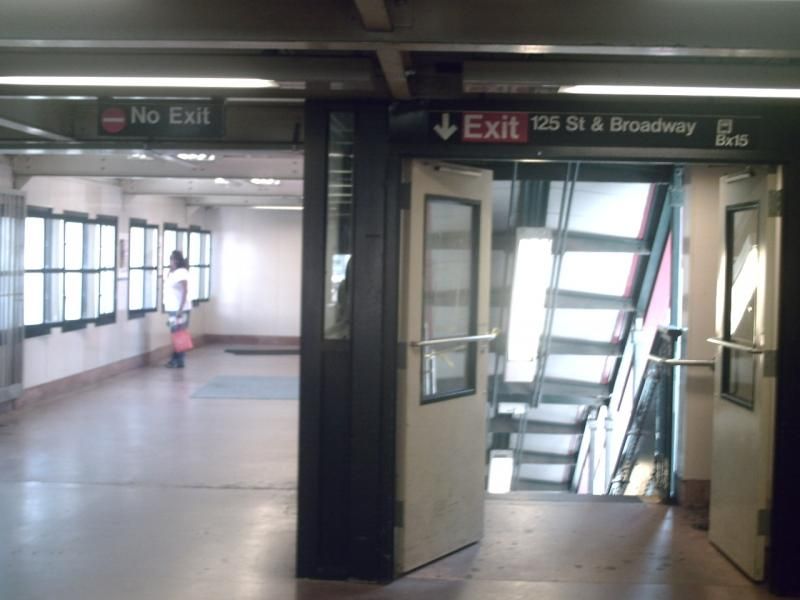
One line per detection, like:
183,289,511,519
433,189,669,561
170,250,188,269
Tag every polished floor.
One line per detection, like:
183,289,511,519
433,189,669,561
0,346,779,599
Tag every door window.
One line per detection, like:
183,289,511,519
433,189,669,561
722,203,759,407
421,195,479,402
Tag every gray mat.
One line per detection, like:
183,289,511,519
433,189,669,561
191,375,299,399
224,348,299,356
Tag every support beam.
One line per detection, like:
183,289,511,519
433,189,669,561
11,154,304,180
376,48,411,99
0,116,72,141
353,0,392,31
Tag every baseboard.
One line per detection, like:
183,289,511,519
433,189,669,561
677,478,711,508
15,342,188,412
202,334,300,347
9,334,295,414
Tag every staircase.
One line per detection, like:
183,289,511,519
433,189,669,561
487,164,671,493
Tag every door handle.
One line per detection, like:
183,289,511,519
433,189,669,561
411,332,497,348
707,337,764,354
648,355,715,369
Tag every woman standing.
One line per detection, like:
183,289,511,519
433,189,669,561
164,250,191,368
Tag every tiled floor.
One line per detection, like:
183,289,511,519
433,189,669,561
0,346,779,599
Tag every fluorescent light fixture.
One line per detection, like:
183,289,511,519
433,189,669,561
560,84,800,98
505,228,554,383
487,450,514,494
128,152,152,160
0,76,279,89
250,177,281,185
176,153,215,161
213,177,230,185
251,205,303,211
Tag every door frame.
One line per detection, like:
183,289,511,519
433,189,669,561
298,98,800,594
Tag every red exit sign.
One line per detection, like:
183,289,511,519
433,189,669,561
462,112,528,143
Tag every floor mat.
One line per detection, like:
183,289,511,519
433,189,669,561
191,375,299,399
224,348,300,355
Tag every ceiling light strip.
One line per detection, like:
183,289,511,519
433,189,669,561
560,85,800,99
0,76,278,89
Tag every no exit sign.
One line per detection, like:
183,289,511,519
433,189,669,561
98,101,224,138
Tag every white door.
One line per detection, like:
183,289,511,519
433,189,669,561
709,166,781,581
395,160,493,575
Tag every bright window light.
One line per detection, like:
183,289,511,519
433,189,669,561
506,228,554,383
0,76,279,89
487,450,515,494
560,85,800,99
731,244,759,333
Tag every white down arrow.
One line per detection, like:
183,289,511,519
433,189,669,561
434,113,458,140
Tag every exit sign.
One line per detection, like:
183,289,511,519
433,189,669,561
98,101,224,138
462,112,528,143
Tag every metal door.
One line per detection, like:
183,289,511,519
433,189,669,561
395,160,493,574
708,167,781,581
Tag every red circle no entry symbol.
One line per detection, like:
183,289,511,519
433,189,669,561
101,107,127,134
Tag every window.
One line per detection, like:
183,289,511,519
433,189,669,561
188,228,212,302
324,111,354,340
128,219,159,316
23,208,117,336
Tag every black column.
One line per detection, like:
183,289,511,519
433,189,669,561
348,104,396,581
297,101,395,582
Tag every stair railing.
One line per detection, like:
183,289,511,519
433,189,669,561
607,327,683,498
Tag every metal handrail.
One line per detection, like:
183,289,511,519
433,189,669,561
648,356,715,368
411,332,497,348
707,337,764,353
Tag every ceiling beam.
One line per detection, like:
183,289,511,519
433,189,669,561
376,48,411,99
0,116,73,141
10,154,304,179
353,0,392,32
4,1,800,58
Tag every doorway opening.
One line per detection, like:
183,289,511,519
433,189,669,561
396,158,781,584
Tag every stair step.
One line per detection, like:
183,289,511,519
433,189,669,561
493,231,650,255
513,479,572,492
496,392,608,407
491,288,634,311
519,451,579,465
490,414,583,435
492,376,611,397
547,290,635,311
548,337,623,356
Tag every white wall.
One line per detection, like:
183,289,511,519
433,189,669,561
676,166,730,482
18,178,211,388
204,207,301,337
